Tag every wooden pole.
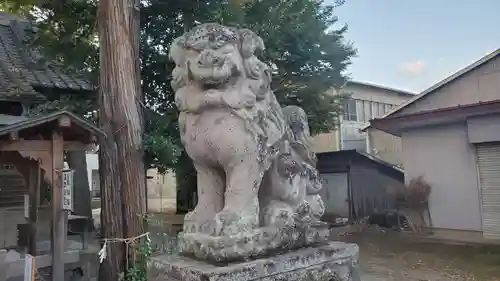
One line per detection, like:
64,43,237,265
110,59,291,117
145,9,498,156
51,131,65,281
27,164,40,256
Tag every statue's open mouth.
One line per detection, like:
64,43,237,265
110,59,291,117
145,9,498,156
199,67,240,91
202,82,223,91
187,59,240,92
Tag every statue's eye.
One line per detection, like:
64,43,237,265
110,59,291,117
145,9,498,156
220,34,233,42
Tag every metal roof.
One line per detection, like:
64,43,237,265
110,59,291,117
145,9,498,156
347,81,416,97
369,100,500,136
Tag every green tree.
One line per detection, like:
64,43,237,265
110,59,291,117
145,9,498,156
1,0,181,170
1,0,356,211
220,0,356,134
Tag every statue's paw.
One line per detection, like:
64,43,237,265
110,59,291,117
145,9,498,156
261,202,295,228
183,210,218,234
214,209,239,225
214,210,230,223
214,210,234,236
305,194,325,219
277,209,295,227
184,208,208,223
183,210,203,233
296,201,311,216
214,209,259,236
184,210,197,221
184,211,193,220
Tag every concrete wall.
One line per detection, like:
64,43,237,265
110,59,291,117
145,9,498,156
367,128,403,167
340,121,366,151
146,168,177,214
399,55,500,115
311,131,339,153
401,123,482,231
86,153,98,191
85,153,177,213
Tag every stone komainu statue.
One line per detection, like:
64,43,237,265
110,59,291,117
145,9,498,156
169,23,328,262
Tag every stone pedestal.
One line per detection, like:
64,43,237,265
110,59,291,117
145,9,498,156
148,241,361,281
179,222,331,263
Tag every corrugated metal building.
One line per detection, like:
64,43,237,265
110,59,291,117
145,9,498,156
316,150,404,222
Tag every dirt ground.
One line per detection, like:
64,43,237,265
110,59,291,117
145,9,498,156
142,215,500,281
334,230,500,281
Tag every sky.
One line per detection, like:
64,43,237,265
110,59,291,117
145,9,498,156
328,0,500,93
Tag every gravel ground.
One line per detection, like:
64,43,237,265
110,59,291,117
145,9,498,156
142,215,500,281
335,230,500,281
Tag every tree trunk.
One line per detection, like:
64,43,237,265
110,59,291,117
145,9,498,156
67,151,91,217
98,0,146,279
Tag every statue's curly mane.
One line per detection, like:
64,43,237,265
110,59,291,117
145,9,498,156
169,24,275,115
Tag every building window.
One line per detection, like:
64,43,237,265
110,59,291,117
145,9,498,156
363,100,372,121
343,99,399,122
356,100,364,122
371,102,379,117
378,102,385,117
343,99,357,121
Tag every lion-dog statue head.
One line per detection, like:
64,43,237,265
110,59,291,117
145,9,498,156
169,23,274,114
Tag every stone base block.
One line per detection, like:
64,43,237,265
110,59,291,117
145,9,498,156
148,241,361,281
179,222,330,263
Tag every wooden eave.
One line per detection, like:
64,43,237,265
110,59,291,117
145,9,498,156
0,110,105,143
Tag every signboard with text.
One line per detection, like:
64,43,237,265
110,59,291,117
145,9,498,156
62,169,74,211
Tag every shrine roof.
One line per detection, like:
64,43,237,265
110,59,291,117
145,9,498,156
0,111,105,142
0,12,94,104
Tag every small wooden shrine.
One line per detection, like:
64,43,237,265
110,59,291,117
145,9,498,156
0,12,102,281
0,112,105,281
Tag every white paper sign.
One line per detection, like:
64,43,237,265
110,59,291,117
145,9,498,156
24,254,34,281
24,194,29,219
62,169,74,211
